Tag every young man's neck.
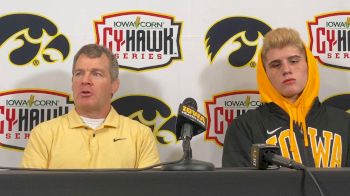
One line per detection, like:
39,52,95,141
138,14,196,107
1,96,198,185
286,94,300,104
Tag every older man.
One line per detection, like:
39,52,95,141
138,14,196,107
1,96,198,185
22,44,160,169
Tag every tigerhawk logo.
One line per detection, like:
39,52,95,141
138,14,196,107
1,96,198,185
322,93,350,112
205,16,271,68
112,95,188,145
0,13,70,67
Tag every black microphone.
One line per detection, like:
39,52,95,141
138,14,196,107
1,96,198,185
162,98,214,171
251,144,305,170
175,97,206,141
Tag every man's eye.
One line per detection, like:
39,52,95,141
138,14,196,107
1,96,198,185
73,72,81,77
290,59,299,64
270,63,280,68
93,72,103,77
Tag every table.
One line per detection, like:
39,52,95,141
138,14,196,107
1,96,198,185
0,167,348,196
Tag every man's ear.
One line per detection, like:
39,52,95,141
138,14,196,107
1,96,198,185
112,78,120,95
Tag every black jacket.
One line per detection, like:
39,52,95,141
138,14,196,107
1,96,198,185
222,98,350,168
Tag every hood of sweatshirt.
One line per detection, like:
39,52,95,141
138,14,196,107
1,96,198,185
256,45,319,151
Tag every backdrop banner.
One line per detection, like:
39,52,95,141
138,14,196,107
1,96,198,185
0,0,349,167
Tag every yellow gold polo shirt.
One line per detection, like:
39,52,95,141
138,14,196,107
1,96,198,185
21,108,160,169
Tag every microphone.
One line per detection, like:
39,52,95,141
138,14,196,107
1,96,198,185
175,97,206,141
162,98,214,171
251,144,305,170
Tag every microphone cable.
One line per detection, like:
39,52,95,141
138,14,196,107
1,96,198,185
260,146,325,196
302,167,325,196
0,154,186,172
267,154,324,196
137,154,186,171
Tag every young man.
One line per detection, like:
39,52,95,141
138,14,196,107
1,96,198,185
222,28,350,168
21,44,160,169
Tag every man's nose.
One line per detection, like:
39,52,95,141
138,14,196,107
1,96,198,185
282,63,292,75
82,73,92,84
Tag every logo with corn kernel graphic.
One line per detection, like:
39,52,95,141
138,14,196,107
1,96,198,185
308,12,350,70
0,89,74,150
95,11,182,71
205,91,261,146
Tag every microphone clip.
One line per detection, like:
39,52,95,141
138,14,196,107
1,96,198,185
251,144,305,170
251,144,281,170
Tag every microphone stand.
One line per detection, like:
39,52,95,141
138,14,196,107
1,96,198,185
162,126,215,171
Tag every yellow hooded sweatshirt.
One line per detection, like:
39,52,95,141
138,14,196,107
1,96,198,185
256,45,319,152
